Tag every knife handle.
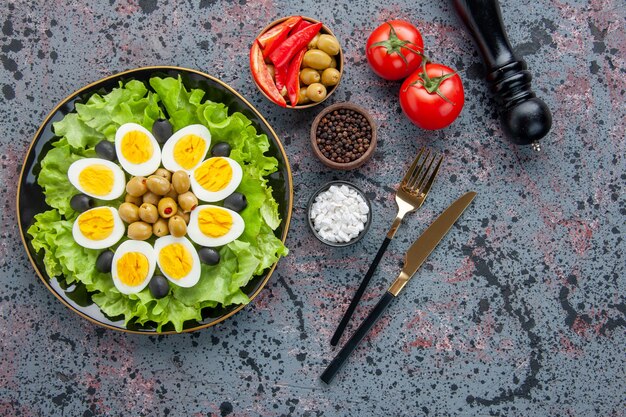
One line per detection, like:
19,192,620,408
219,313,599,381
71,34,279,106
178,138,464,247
330,237,392,346
320,291,395,384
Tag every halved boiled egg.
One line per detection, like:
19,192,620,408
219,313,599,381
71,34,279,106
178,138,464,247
161,124,211,173
190,157,242,202
187,205,245,247
111,240,156,295
67,158,126,200
154,236,201,288
72,206,125,249
115,123,162,176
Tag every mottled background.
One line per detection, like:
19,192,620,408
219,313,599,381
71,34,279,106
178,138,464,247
1,0,624,416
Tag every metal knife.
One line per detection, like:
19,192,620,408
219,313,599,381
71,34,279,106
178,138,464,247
320,191,477,384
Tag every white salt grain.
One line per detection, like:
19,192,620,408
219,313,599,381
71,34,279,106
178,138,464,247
310,184,370,243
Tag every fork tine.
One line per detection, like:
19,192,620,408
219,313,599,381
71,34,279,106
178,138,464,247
413,153,436,191
415,154,443,196
401,148,425,186
406,149,430,190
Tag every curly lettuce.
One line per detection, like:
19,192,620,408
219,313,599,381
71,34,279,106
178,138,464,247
28,77,288,332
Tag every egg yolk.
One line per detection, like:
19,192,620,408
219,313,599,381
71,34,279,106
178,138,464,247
173,134,206,170
121,130,153,164
159,244,193,280
194,158,232,192
78,208,114,240
116,252,149,287
78,164,114,196
198,207,233,238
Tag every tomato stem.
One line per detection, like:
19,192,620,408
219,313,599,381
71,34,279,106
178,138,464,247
408,61,458,105
369,22,427,68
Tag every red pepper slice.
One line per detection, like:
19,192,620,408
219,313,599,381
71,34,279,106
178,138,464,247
286,48,306,106
291,19,313,33
274,64,288,92
249,42,286,107
257,16,302,58
269,22,322,70
258,16,301,48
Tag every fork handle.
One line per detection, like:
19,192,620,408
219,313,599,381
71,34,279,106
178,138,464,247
321,291,395,383
330,236,392,346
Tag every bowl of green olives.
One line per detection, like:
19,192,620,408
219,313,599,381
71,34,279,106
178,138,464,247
253,16,344,109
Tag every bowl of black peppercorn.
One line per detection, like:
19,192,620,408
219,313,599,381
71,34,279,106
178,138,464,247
310,102,377,170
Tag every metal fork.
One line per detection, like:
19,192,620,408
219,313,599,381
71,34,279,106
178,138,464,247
330,148,443,346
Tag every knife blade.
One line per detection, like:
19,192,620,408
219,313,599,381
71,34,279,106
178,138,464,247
387,190,477,297
320,191,477,384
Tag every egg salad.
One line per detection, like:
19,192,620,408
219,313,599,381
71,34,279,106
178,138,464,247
27,76,288,332
65,119,251,296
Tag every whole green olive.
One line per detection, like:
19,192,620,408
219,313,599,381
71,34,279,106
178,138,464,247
146,175,171,196
158,197,178,218
142,191,160,206
329,56,337,69
172,170,190,194
165,184,178,200
180,211,190,224
127,221,153,240
139,203,159,224
178,191,198,213
307,33,320,50
303,49,332,70
168,215,187,238
321,68,341,87
153,218,169,237
317,34,340,56
126,176,147,197
118,202,140,224
306,83,327,102
124,193,143,206
154,168,172,182
298,87,311,105
299,68,321,85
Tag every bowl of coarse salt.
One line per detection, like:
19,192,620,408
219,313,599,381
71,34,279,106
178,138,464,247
307,180,372,247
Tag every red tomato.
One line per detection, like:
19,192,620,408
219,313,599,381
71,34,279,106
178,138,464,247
366,20,424,81
399,63,464,130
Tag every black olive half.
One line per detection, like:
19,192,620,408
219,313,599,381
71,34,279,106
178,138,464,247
96,250,114,273
95,140,116,162
223,192,247,212
198,247,220,265
70,194,95,213
211,142,231,157
152,118,173,144
149,275,170,299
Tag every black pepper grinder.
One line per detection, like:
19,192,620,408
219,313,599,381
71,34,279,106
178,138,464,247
452,0,552,150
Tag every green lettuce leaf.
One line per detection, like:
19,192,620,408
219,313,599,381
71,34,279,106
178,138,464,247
37,139,94,216
75,80,163,140
52,113,105,150
149,76,204,131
